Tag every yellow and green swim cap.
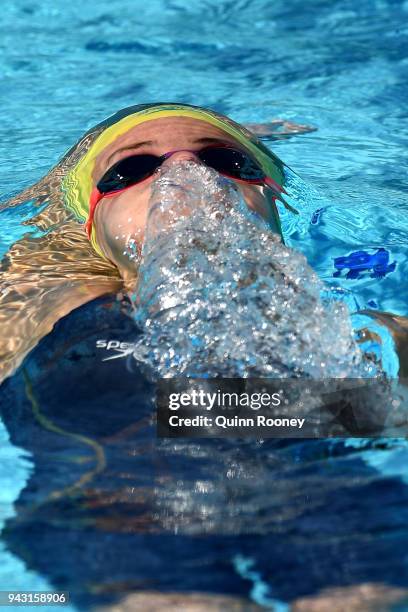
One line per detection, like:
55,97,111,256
62,103,286,258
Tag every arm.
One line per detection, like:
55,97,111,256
244,119,317,140
357,310,408,378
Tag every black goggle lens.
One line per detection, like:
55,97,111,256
97,154,162,193
198,147,264,181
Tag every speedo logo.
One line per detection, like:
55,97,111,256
96,339,137,361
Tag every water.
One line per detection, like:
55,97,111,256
1,0,408,609
131,160,373,380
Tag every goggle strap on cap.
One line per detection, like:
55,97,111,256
85,187,102,239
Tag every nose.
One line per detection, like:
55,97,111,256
162,149,201,167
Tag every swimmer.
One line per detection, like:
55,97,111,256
0,102,406,384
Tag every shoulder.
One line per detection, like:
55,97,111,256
353,310,408,379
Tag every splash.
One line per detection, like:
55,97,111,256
127,161,375,380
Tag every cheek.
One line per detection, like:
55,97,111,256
93,184,151,264
237,183,268,218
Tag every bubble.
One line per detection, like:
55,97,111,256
128,160,375,381
124,229,143,263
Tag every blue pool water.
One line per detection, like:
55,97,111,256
1,0,408,609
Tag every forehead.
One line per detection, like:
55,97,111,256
95,116,241,171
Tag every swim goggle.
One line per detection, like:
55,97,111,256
86,144,285,237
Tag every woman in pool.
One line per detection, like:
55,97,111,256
0,102,406,384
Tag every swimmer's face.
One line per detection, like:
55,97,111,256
93,117,275,280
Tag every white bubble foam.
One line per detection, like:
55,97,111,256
128,160,376,381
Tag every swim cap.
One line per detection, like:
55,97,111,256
62,103,286,259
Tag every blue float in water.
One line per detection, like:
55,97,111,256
333,248,396,280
